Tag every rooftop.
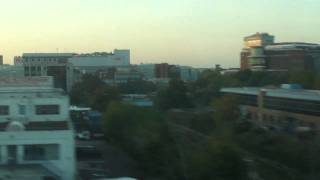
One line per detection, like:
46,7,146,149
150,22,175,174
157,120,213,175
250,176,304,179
244,32,274,40
265,42,320,50
22,53,75,58
221,87,320,102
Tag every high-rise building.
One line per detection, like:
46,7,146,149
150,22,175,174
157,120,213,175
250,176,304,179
0,76,75,180
241,33,275,70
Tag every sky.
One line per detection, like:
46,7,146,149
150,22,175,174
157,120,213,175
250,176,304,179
0,0,319,68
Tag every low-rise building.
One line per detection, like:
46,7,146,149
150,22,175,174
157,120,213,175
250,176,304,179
69,49,130,74
0,64,24,77
0,76,76,180
22,53,78,92
122,94,154,107
221,85,320,133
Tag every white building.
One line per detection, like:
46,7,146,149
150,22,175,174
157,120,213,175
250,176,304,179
69,49,130,74
0,76,75,180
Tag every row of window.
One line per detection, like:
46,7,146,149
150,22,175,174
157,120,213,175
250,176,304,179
0,105,59,116
24,58,67,63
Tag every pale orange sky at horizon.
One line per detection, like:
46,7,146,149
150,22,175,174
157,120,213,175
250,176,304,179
0,0,319,68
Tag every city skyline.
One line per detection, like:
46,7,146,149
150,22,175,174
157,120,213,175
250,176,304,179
0,0,319,68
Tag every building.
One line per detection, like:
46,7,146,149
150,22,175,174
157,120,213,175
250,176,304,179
179,66,200,82
0,55,3,65
0,64,24,77
155,63,170,79
240,33,320,71
101,67,142,84
21,49,129,92
122,94,154,107
136,64,156,80
69,49,130,74
221,85,320,133
0,76,75,180
22,53,77,92
241,32,275,70
14,56,23,66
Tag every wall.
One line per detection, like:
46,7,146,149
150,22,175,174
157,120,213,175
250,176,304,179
0,130,75,180
0,96,69,122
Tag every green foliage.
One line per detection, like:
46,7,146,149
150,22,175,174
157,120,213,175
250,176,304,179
70,74,120,111
190,70,239,105
212,95,240,131
102,102,182,179
288,71,317,89
187,139,248,180
156,79,193,110
117,79,156,94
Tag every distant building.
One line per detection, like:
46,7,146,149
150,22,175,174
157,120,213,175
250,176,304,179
179,66,200,82
21,50,130,91
240,33,320,71
0,76,75,180
122,94,153,107
0,55,3,65
22,53,77,92
0,64,24,77
100,66,142,84
221,85,320,133
14,56,23,66
155,63,170,79
136,64,156,80
69,49,130,74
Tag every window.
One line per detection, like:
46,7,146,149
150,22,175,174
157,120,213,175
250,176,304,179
24,144,59,160
35,105,59,115
0,106,9,115
18,105,26,115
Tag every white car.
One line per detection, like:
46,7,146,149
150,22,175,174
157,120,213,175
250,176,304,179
77,131,91,140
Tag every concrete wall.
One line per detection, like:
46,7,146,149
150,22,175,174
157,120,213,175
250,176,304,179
0,96,69,122
0,130,75,180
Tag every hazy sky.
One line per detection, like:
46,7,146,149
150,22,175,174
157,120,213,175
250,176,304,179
0,0,319,67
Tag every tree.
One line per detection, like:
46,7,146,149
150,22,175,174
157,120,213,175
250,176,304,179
70,74,120,111
102,102,182,179
156,79,193,110
212,95,240,131
187,139,248,180
117,79,156,94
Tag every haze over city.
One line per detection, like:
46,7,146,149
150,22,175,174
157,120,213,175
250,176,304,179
0,0,319,67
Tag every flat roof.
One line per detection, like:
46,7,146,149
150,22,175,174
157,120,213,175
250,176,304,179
221,87,320,101
22,53,75,57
